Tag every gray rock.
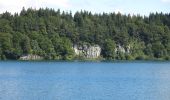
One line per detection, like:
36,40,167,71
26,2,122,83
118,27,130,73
73,44,101,59
115,44,131,54
20,54,43,60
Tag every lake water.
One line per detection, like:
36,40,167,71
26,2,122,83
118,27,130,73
0,61,170,100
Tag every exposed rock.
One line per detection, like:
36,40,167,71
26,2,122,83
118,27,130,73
20,54,43,60
73,44,101,59
115,44,131,54
86,46,101,58
126,45,131,54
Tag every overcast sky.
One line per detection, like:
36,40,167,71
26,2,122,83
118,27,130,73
0,0,170,16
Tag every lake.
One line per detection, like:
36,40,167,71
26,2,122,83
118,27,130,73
0,61,170,100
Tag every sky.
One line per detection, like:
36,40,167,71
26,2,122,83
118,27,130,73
0,0,170,16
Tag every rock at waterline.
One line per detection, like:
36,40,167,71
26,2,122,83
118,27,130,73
19,54,43,60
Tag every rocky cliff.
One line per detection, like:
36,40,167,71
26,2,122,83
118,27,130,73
73,45,101,59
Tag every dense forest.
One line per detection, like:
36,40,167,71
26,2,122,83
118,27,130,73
0,7,170,60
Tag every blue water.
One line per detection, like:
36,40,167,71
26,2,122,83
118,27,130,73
0,61,170,100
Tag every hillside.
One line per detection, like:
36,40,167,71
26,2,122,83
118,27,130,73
0,8,170,60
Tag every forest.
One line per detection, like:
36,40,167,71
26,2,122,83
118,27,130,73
0,7,170,60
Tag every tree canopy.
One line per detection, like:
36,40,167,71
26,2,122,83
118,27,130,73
0,8,170,60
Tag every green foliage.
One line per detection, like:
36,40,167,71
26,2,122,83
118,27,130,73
102,39,116,60
129,39,145,58
152,41,166,58
0,8,170,60
21,35,31,54
0,19,12,32
0,32,13,51
125,55,134,60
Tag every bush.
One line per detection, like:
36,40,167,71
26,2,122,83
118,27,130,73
164,56,170,60
135,55,146,60
125,55,134,60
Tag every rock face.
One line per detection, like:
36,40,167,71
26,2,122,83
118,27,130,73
20,54,43,60
115,44,131,54
73,45,101,59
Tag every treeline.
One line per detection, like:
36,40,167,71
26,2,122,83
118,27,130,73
0,7,170,60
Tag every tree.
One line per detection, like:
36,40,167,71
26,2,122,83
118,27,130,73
152,41,165,58
21,35,31,54
0,8,170,60
0,19,12,32
102,39,116,60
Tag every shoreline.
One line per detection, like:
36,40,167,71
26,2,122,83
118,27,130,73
0,59,170,62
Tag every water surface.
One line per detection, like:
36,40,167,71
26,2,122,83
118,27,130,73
0,61,170,100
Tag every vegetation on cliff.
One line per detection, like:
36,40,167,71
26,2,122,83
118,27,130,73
0,7,170,60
